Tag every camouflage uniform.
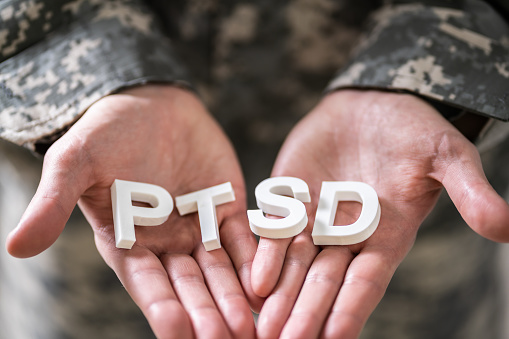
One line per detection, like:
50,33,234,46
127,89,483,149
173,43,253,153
1,0,508,338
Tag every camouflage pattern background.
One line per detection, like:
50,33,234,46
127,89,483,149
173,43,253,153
1,0,508,338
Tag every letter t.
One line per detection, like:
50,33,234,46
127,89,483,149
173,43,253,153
175,182,235,251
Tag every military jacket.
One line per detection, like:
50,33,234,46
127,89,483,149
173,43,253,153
0,0,508,153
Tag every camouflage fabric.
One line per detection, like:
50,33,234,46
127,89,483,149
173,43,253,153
1,0,509,338
0,0,189,152
1,1,508,154
329,1,509,121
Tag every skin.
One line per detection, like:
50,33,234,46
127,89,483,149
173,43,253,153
6,85,263,339
5,86,509,338
252,90,509,339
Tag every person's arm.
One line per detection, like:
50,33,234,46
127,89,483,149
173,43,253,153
8,85,262,339
253,1,509,338
0,0,189,152
2,1,261,338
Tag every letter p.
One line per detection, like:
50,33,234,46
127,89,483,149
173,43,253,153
111,179,174,249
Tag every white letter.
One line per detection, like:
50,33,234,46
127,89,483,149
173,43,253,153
248,177,311,239
312,181,380,245
111,179,174,249
175,182,235,251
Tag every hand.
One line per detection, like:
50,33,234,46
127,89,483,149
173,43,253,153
6,85,263,339
252,90,509,339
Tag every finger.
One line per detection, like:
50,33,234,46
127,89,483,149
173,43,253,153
220,212,265,312
436,140,509,242
163,253,232,339
194,243,256,339
256,234,319,339
278,247,353,339
321,249,398,339
6,137,91,258
251,237,292,297
106,247,193,339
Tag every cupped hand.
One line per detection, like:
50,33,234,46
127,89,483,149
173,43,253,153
252,90,509,339
6,85,262,339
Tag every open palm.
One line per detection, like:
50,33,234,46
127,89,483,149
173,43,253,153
253,90,509,339
7,85,262,339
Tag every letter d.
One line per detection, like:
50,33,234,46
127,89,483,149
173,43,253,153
312,181,380,245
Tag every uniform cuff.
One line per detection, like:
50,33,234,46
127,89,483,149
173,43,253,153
0,1,190,152
326,2,509,122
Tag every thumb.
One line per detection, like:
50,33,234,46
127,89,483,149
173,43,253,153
438,140,509,242
6,138,90,258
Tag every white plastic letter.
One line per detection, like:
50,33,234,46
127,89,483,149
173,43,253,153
248,177,311,239
175,182,235,251
312,181,380,245
111,179,174,249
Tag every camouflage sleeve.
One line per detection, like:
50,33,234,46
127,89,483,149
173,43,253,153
327,1,509,122
0,0,190,153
